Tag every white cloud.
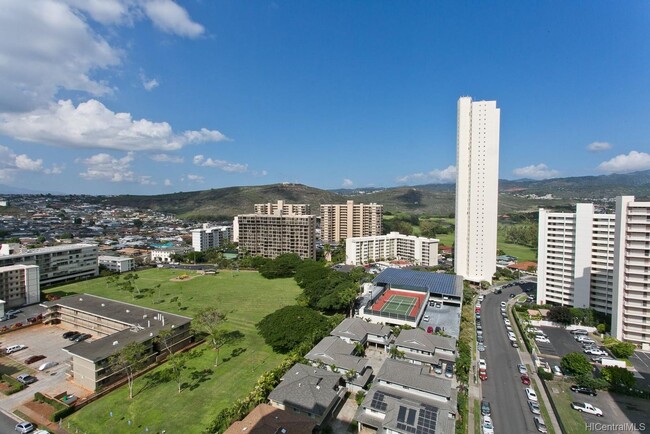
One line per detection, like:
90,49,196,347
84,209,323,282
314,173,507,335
186,174,204,183
143,0,205,38
597,151,650,174
0,145,62,181
193,155,248,173
0,99,228,151
139,71,159,91
77,151,152,184
252,170,268,177
342,178,354,187
150,153,184,163
512,163,560,180
397,165,457,184
164,178,172,186
586,141,612,152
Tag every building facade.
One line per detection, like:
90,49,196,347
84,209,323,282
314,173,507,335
236,214,317,259
0,264,40,308
454,97,500,283
98,256,135,273
537,204,616,314
320,200,383,244
191,224,232,252
0,243,98,286
612,196,650,350
345,232,439,266
254,200,311,216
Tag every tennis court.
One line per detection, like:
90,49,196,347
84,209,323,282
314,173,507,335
380,294,418,315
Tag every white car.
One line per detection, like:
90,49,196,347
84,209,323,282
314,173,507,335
584,348,607,356
503,319,511,326
482,415,495,434
500,301,506,308
38,361,59,371
518,364,528,374
479,359,487,370
571,402,603,416
535,336,551,343
525,387,538,402
478,295,485,302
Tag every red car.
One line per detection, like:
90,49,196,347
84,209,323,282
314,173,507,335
25,355,46,364
479,370,488,381
521,374,531,385
427,326,434,334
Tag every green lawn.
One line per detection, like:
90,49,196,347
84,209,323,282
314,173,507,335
547,380,590,434
530,377,556,434
46,269,301,433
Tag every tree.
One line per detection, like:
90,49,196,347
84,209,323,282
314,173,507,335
560,352,592,377
601,366,635,389
117,272,140,298
547,305,572,324
257,306,332,353
109,342,148,399
166,351,189,393
192,308,228,366
605,340,636,359
388,346,405,359
259,253,302,279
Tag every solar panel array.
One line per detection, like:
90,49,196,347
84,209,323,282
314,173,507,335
372,268,461,297
394,403,439,434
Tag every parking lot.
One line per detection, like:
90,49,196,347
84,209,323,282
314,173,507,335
0,324,92,413
629,351,650,389
566,387,650,433
536,326,586,358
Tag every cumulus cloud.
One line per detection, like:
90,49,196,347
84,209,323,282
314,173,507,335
512,163,559,180
193,155,248,173
586,141,612,152
0,99,228,151
186,174,204,183
150,153,184,163
397,165,457,184
143,0,205,38
77,151,153,184
0,145,62,180
164,178,172,186
139,71,159,91
342,178,354,187
597,151,650,174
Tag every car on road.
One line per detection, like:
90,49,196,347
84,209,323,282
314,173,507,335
478,295,484,302
535,336,551,343
479,359,487,370
480,400,491,416
25,355,46,364
482,415,494,434
16,374,37,385
500,301,507,308
475,313,481,320
517,364,528,374
477,335,484,343
62,330,78,339
426,326,434,334
525,387,538,402
528,400,541,415
478,343,486,352
479,370,488,381
571,402,603,416
477,323,483,331
38,361,59,371
15,421,35,433
570,385,597,396
521,374,531,385
534,416,548,433
503,319,511,326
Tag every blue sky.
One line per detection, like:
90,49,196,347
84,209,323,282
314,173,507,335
0,1,649,195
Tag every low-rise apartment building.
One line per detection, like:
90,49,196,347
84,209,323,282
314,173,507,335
98,256,135,273
345,232,439,266
0,264,40,308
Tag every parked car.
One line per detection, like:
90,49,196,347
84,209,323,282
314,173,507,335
503,319,511,326
570,385,597,396
16,374,37,384
534,416,548,433
479,359,487,370
571,402,603,416
6,309,22,316
423,315,430,322
552,365,563,376
584,348,608,356
525,387,538,402
67,332,82,341
33,430,51,434
478,343,486,352
482,415,494,434
521,374,531,385
434,364,443,374
480,400,491,416
25,355,46,364
38,361,59,371
5,344,26,354
445,364,454,378
74,333,92,342
535,336,551,344
511,341,519,348
571,329,589,336
426,326,434,334
479,370,488,381
15,421,35,433
62,331,78,339
477,335,484,343
528,400,541,415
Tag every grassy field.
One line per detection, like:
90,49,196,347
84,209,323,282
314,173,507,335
46,269,301,433
547,380,590,434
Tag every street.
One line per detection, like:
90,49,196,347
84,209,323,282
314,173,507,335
0,409,20,433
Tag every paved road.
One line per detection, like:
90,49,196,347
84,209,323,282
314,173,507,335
0,409,20,433
480,284,539,434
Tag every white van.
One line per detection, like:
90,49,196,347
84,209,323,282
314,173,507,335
5,344,25,354
571,329,589,336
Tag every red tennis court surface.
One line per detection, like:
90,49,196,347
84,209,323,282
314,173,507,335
371,289,427,317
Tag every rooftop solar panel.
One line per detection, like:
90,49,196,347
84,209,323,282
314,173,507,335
372,268,462,297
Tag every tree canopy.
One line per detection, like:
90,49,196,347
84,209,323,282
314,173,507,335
295,261,361,313
256,305,332,353
547,305,572,324
560,352,592,377
259,253,303,279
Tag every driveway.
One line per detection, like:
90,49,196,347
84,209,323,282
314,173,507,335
538,326,585,359
566,388,650,434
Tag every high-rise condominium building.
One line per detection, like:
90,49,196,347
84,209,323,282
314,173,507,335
454,97,500,283
191,224,233,252
0,264,40,308
236,214,316,260
345,232,439,266
537,204,615,314
254,200,311,216
613,196,650,350
0,243,98,286
320,200,383,244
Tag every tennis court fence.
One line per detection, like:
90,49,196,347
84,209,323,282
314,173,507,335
363,308,417,322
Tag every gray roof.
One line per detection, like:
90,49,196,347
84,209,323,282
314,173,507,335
395,329,456,353
377,359,454,401
305,336,368,373
373,269,463,298
268,363,342,417
331,317,392,342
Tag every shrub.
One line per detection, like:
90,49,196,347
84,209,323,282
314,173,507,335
601,367,636,389
537,367,553,381
596,324,606,334
355,391,366,405
561,352,592,377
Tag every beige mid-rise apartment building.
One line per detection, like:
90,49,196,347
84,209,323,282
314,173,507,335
254,200,311,216
235,214,316,260
320,200,383,243
0,264,40,308
345,232,439,267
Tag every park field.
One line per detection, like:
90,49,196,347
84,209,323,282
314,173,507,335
45,269,301,434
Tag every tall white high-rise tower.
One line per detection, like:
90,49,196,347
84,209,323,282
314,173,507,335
454,97,500,283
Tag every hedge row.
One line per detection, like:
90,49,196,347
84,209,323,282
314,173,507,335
34,391,76,421
1,374,25,395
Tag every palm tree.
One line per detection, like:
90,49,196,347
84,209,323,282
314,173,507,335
388,346,405,359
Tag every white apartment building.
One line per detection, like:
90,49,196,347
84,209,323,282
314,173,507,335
454,97,500,283
150,247,191,264
236,213,316,260
98,256,135,273
254,200,311,216
0,264,40,308
537,204,615,314
345,232,439,266
191,224,233,252
320,200,383,244
613,196,650,350
0,243,98,286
